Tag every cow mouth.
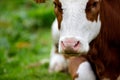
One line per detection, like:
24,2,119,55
62,50,80,57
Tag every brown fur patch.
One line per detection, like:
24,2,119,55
85,0,100,22
54,0,63,29
68,56,87,80
117,75,120,80
87,0,120,79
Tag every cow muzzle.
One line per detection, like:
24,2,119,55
60,38,80,56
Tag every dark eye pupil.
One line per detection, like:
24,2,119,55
93,2,98,7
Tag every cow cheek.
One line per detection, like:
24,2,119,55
85,1,100,22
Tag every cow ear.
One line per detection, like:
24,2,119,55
34,0,46,3
91,0,100,20
85,0,100,21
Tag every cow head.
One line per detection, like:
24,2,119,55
54,0,101,56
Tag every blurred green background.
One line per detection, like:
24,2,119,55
0,0,71,80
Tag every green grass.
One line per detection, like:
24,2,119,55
0,28,71,80
0,0,71,80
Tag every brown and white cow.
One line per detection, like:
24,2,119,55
35,0,120,80
52,0,120,80
51,0,101,79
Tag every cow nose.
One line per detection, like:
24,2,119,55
61,38,80,53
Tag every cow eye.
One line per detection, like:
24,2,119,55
92,1,99,8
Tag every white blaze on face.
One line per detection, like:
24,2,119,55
59,0,101,54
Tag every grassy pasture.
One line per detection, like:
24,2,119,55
0,0,71,80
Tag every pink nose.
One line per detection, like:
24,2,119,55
61,38,80,53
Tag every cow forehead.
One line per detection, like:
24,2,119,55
59,0,89,6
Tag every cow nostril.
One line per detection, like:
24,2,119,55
74,41,80,48
61,41,65,47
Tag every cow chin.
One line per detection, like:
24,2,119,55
60,49,89,57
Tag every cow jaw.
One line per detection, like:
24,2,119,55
56,0,101,55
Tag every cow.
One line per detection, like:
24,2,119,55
35,0,120,80
52,0,120,80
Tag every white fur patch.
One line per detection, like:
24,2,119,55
49,46,67,73
59,0,101,54
49,19,67,73
75,61,96,80
51,19,60,44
